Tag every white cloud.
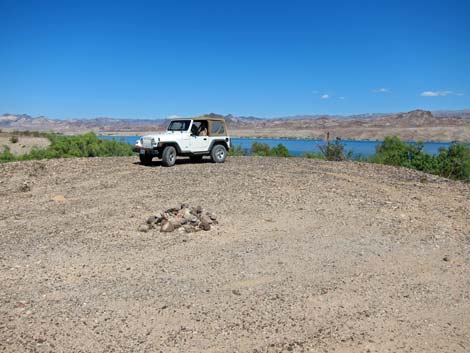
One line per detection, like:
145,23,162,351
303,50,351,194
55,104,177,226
339,96,345,100
374,88,390,93
320,94,329,99
420,90,452,97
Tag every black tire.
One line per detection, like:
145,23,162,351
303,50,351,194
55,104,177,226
210,144,226,163
162,146,177,167
139,153,153,165
189,155,203,163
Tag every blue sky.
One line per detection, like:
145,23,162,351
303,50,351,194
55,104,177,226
1,0,469,119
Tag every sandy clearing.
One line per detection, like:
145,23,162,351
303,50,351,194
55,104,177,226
0,156,469,352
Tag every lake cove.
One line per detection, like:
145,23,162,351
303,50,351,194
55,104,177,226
100,136,454,157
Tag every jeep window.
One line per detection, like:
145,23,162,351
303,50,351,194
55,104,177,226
168,120,190,131
210,120,225,135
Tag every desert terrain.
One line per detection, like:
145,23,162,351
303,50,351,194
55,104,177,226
0,132,50,155
1,156,469,352
2,109,470,142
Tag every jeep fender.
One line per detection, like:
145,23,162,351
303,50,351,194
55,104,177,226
209,139,230,152
159,142,184,154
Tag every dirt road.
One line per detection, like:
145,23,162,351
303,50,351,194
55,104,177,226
1,156,469,352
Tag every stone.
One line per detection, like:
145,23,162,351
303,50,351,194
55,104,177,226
19,182,31,192
199,220,211,231
138,224,149,233
443,255,450,262
160,220,175,233
196,205,203,214
207,212,217,221
200,215,213,225
146,215,157,224
52,194,66,204
181,208,192,219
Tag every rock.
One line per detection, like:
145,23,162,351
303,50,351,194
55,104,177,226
207,212,217,221
183,225,194,233
443,255,450,262
138,224,149,233
19,182,31,192
146,215,157,224
160,220,175,233
166,207,179,215
52,194,66,204
199,220,211,231
200,215,213,225
181,208,192,219
146,204,218,234
232,289,241,296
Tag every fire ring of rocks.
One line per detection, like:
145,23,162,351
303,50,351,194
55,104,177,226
139,204,218,233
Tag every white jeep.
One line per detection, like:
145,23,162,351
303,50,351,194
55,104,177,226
134,117,231,166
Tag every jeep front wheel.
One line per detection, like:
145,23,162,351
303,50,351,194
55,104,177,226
211,145,226,163
139,154,153,165
162,146,177,167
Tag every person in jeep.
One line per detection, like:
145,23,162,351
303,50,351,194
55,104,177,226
198,121,208,136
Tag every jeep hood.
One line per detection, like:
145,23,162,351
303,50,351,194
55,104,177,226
140,130,189,142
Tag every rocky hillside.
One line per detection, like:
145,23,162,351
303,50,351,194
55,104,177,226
2,109,470,141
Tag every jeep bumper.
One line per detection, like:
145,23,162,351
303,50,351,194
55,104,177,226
134,146,161,156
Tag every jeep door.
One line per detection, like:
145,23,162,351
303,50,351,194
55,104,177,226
190,120,211,152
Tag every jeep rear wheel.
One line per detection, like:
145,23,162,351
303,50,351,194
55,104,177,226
162,146,177,167
211,145,226,163
139,154,153,165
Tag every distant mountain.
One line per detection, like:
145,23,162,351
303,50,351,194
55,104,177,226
432,109,470,118
1,109,470,139
0,114,167,133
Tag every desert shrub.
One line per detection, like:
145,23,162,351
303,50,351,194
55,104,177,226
0,146,16,162
435,143,470,180
370,136,470,181
303,152,325,159
371,136,422,168
317,137,351,161
10,135,19,144
1,132,134,163
251,142,291,157
227,144,245,156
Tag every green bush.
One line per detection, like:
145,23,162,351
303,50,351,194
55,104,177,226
1,132,134,163
318,137,352,161
227,144,245,156
251,142,291,157
436,143,470,180
371,136,470,181
0,146,16,162
10,135,19,144
303,152,325,160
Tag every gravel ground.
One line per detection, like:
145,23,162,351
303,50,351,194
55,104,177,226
0,156,469,352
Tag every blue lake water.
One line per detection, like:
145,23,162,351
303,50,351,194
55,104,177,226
100,135,454,157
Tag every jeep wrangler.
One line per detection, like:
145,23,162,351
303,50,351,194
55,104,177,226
133,117,231,167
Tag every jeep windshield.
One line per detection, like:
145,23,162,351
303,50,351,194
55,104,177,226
167,120,191,132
